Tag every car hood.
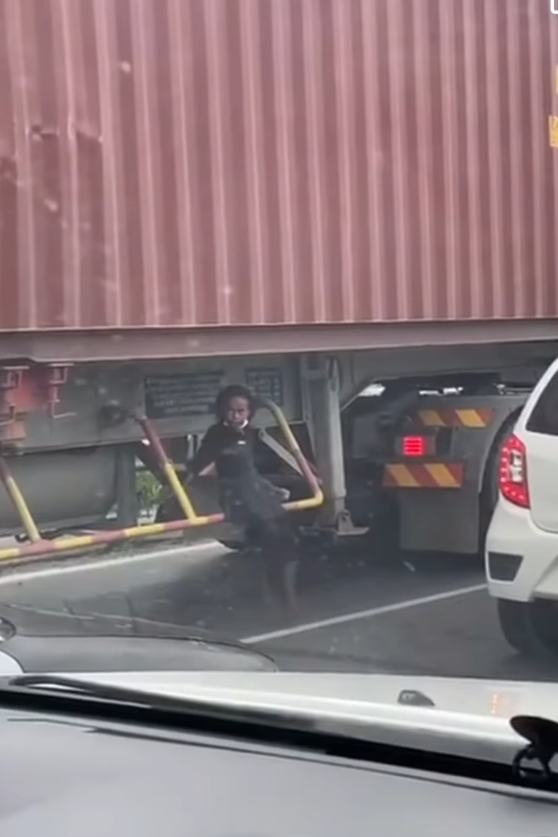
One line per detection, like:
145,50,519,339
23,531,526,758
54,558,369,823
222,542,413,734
0,605,277,673
0,602,230,640
13,670,558,760
63,670,558,729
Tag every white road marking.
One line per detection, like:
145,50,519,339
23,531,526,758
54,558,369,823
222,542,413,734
0,541,226,587
241,582,487,644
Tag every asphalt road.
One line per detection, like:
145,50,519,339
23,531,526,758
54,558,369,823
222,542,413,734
0,537,556,682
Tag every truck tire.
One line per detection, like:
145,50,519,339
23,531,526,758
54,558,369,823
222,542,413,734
497,598,558,658
219,540,243,551
496,599,536,654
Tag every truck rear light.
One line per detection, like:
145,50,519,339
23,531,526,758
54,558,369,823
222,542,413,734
402,435,427,457
499,433,530,508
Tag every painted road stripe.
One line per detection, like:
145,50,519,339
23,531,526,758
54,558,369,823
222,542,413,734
241,583,487,644
0,540,226,587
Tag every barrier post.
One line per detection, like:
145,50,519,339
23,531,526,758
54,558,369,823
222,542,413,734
0,456,41,543
262,400,324,511
136,416,197,520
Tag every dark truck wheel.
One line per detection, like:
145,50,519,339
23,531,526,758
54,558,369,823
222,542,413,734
497,598,558,657
218,540,243,551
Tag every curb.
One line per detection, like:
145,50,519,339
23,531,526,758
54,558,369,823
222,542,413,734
0,537,226,583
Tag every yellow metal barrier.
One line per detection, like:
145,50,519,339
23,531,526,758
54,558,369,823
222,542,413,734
138,417,197,520
0,458,41,543
0,400,323,562
261,399,324,512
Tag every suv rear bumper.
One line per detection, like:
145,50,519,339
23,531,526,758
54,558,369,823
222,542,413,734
486,497,558,601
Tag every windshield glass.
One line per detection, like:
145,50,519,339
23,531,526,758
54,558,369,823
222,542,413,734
0,0,556,727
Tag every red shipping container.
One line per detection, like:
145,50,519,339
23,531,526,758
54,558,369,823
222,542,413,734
0,0,556,343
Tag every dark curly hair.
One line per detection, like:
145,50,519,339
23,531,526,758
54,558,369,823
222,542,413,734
214,385,258,421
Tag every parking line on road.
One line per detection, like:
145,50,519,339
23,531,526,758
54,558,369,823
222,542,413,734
241,583,487,644
0,541,225,587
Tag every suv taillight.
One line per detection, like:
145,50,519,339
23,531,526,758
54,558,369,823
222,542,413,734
499,433,530,508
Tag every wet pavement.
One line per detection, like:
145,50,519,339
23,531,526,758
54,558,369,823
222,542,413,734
0,537,556,682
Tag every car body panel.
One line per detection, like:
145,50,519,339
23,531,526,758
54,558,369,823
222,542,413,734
0,605,277,674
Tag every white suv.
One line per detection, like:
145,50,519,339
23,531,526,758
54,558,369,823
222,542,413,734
486,358,558,656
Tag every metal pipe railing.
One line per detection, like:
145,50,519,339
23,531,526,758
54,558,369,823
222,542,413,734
261,399,324,511
137,416,197,520
0,399,323,563
0,457,41,543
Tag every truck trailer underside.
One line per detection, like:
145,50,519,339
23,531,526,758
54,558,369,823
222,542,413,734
0,340,553,563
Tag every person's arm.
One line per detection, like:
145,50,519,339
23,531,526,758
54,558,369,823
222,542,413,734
188,425,221,478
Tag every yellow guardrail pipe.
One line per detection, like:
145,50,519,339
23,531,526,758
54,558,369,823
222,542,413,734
137,416,198,520
0,400,323,563
0,457,41,543
262,399,324,511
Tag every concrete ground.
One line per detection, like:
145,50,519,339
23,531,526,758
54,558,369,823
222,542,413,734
0,537,554,682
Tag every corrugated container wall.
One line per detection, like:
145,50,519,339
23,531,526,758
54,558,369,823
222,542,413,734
0,0,556,332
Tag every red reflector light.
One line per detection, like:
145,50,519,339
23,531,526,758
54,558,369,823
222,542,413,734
402,435,427,457
499,433,530,508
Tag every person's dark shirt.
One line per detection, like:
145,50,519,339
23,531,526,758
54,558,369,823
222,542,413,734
190,422,260,480
190,421,291,524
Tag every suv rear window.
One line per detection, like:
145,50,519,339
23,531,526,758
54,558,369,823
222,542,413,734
526,371,558,436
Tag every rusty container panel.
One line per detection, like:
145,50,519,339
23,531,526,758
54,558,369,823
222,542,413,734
0,0,556,332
